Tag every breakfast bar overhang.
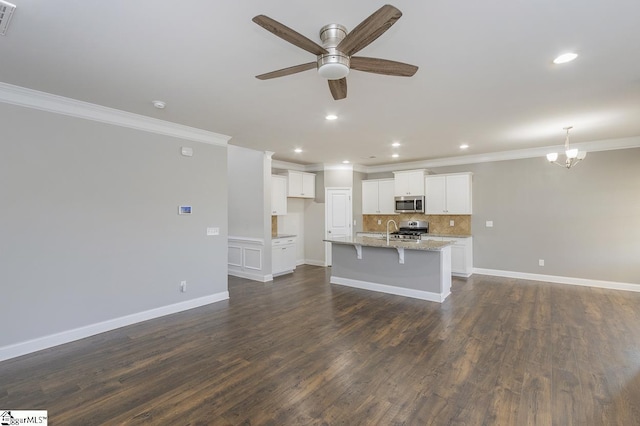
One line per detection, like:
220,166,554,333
324,236,454,303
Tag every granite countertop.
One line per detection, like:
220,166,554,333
356,232,472,239
422,233,472,239
324,236,454,251
273,234,297,239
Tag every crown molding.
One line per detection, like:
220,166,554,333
324,163,353,171
0,82,231,146
352,163,368,173
271,159,307,171
303,163,325,173
272,136,640,175
365,135,640,174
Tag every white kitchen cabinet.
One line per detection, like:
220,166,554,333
362,179,396,214
422,236,473,277
272,236,297,276
285,171,315,198
271,175,287,216
446,236,473,277
425,172,472,214
393,169,426,196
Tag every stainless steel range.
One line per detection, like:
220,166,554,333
389,220,429,241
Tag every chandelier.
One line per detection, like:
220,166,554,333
546,126,587,169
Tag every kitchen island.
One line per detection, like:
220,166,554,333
324,236,454,303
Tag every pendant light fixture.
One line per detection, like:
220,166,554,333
546,126,587,169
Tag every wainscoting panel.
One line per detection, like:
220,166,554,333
228,237,271,282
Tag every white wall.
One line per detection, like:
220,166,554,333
0,102,229,359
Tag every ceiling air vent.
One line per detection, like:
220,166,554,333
0,0,16,36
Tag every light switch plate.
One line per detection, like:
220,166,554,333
207,227,219,236
486,221,493,227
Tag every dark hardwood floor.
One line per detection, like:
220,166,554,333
2,265,640,425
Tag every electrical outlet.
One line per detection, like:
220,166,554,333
538,259,544,267
450,220,455,227
180,281,187,292
377,219,381,225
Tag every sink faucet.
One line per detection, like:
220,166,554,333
386,219,398,245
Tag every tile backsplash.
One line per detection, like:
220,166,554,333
362,214,471,235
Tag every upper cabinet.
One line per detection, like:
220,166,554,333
271,175,287,215
285,171,315,199
362,179,396,215
425,172,472,214
393,169,426,196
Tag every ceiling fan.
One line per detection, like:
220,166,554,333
252,4,418,100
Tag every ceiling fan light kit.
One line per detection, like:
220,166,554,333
252,4,418,100
317,24,350,80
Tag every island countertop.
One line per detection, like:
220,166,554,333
356,232,472,239
324,236,454,251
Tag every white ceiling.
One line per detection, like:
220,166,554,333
2,0,640,167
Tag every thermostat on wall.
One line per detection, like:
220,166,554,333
178,205,192,215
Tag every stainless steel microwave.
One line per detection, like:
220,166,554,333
394,196,425,213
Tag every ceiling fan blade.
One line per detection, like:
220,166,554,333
337,5,402,56
328,78,347,100
350,57,418,76
253,15,328,56
256,62,317,80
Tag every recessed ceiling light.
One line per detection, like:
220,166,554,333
342,160,350,164
152,100,166,109
553,53,578,64
460,144,469,150
325,114,338,120
392,153,399,158
392,142,401,147
294,148,303,153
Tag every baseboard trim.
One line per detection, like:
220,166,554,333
0,292,229,362
228,269,273,282
331,276,448,303
473,268,640,292
452,272,473,278
304,259,327,267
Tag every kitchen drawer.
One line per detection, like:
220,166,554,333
272,238,296,246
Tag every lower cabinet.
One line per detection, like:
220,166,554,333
423,236,473,277
272,237,297,277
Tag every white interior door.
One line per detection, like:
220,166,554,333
325,188,352,266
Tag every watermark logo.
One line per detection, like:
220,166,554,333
0,411,47,425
